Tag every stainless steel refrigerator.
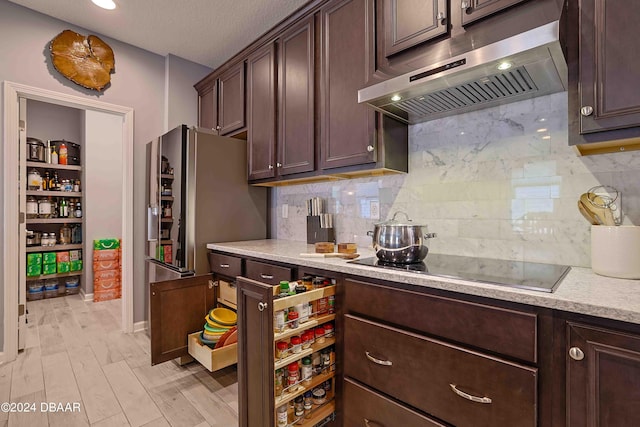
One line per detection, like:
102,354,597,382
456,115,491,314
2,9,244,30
146,125,267,364
146,125,267,275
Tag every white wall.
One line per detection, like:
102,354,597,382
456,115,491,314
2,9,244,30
26,99,82,143
0,0,207,350
165,54,211,131
84,110,123,294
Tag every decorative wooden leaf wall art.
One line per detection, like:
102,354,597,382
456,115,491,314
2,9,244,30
50,29,115,91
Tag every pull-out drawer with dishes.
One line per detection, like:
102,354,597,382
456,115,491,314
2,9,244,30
344,314,537,427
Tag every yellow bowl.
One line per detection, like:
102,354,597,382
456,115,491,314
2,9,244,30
209,307,237,325
205,315,232,329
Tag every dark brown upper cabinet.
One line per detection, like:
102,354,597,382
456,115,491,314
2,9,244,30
277,17,316,176
569,0,640,154
461,0,528,26
197,61,245,136
247,43,277,181
319,0,377,170
383,0,447,57
567,322,640,427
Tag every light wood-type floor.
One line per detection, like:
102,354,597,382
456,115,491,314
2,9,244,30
1,295,239,427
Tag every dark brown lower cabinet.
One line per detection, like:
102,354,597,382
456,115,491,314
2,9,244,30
344,315,537,427
237,277,274,427
567,322,640,427
344,378,447,426
149,274,214,365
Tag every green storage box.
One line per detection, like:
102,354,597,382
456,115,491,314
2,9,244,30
94,239,120,250
57,262,70,273
27,264,41,277
42,252,57,264
27,253,42,266
42,263,57,275
70,260,83,272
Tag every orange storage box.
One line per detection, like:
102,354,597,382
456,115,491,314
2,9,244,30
94,269,120,281
93,287,121,302
93,249,120,261
93,260,120,271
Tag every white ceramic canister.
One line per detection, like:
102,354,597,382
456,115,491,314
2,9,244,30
591,225,640,279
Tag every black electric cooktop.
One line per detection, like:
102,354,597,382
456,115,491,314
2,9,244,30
348,254,571,293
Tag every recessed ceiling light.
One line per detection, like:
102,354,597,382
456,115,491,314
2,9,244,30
542,135,551,140
537,128,548,133
497,61,513,71
91,0,116,10
391,95,402,102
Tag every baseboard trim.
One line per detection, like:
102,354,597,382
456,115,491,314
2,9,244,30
80,289,94,302
133,320,148,333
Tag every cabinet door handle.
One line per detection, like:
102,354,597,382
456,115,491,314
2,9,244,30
219,263,230,268
268,164,274,170
569,346,585,361
461,0,472,11
276,162,282,168
257,301,268,312
581,106,594,116
365,351,392,366
209,280,216,289
260,274,274,280
366,144,374,152
216,125,221,130
449,384,492,404
436,11,446,25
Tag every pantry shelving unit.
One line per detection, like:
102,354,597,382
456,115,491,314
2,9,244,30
25,159,84,299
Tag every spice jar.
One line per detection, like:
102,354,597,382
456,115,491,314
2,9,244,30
288,310,299,329
41,232,49,247
301,357,312,383
328,295,335,314
323,323,334,338
274,310,286,333
294,396,304,418
49,232,57,246
303,391,313,418
302,276,313,291
277,404,288,427
301,331,312,349
275,368,284,396
287,362,299,387
276,341,289,359
321,348,331,373
315,326,325,343
27,169,42,190
294,303,308,323
290,336,302,354
312,387,326,405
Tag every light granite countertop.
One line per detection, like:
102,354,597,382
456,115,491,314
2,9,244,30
206,239,640,326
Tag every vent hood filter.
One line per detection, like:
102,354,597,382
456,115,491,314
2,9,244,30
359,22,567,124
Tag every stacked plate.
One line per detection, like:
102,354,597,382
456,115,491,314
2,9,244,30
200,307,238,349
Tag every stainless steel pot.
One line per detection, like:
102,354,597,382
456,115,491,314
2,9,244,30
27,137,45,162
368,211,437,263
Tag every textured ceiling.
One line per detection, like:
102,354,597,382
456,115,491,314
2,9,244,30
8,0,307,68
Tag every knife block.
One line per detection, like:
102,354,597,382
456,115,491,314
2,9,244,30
306,216,335,244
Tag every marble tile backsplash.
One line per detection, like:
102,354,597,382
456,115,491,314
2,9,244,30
273,92,640,267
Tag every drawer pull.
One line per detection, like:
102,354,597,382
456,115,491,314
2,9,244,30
219,263,230,268
449,384,492,404
365,351,393,366
260,274,274,280
364,419,381,427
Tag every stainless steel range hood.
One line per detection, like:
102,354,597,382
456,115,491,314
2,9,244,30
358,21,567,124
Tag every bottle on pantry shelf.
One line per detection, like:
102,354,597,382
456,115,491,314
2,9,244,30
51,171,60,191
49,232,56,246
74,201,82,218
59,198,69,218
41,232,49,248
60,224,71,245
42,171,50,190
45,140,51,163
27,169,42,190
51,146,58,164
58,142,68,165
73,179,80,192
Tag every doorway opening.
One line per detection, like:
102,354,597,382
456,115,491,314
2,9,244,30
2,81,134,363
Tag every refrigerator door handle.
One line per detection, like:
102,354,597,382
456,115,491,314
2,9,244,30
148,206,159,241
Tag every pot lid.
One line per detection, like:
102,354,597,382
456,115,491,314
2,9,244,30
376,211,426,227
